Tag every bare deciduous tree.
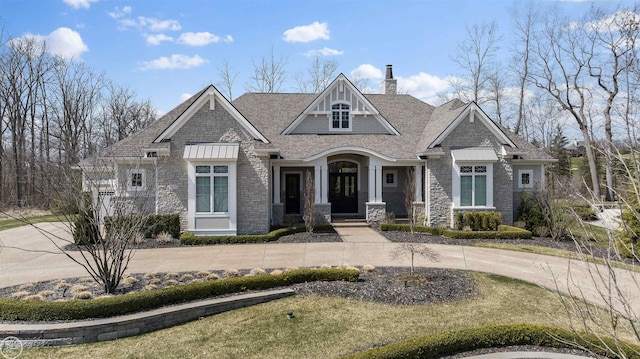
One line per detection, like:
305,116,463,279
404,167,417,234
303,169,315,233
529,9,602,200
390,243,439,275
216,59,238,100
0,36,53,206
295,56,338,93
246,46,287,93
511,2,538,136
99,82,157,147
49,60,105,165
451,21,501,104
583,7,640,202
0,158,156,294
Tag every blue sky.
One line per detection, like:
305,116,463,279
0,0,628,115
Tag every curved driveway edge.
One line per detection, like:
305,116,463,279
1,223,639,312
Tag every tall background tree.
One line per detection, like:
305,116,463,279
0,32,157,208
295,56,338,93
246,46,288,93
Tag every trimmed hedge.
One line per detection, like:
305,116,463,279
180,224,334,245
0,268,359,321
341,323,640,359
106,214,180,239
454,211,503,231
379,223,532,239
379,223,443,235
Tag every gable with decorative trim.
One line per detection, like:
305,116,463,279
282,74,399,135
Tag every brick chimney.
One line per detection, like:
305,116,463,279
383,64,397,95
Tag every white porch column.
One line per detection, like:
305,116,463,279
375,165,383,202
424,160,430,225
414,165,422,201
313,158,328,203
368,163,376,202
368,158,383,203
273,165,280,203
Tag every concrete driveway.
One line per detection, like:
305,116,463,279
0,222,638,313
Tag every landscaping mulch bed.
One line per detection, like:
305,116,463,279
0,266,476,307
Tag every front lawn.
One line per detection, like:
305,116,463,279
0,214,62,232
24,272,628,358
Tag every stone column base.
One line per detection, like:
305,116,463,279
271,203,284,227
366,202,386,225
314,203,331,224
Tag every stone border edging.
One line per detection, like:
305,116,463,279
0,288,295,347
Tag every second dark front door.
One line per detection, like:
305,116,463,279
329,172,358,213
285,173,301,214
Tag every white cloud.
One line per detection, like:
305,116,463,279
283,21,330,43
223,35,233,43
180,93,192,102
177,32,220,46
143,17,181,32
584,11,640,33
22,27,88,59
108,6,132,19
63,0,98,9
112,12,181,32
304,47,344,57
144,33,173,46
138,54,208,70
397,72,452,101
350,64,383,79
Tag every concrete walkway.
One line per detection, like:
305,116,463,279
332,221,389,243
0,222,639,313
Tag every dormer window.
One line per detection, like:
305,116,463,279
331,103,350,130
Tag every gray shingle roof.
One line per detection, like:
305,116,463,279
232,93,435,160
93,84,552,163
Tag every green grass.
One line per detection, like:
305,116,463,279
23,272,628,359
0,215,62,232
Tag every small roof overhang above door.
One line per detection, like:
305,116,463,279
183,143,239,161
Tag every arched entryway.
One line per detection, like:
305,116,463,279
329,161,358,214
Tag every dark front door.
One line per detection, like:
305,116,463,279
329,172,358,213
285,173,301,214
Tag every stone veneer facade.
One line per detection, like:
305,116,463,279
138,100,271,235
426,112,514,227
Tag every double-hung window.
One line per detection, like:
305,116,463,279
460,165,487,206
195,165,229,213
331,103,350,130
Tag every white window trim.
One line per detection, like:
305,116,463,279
383,169,397,187
187,161,237,234
127,169,146,192
328,102,352,132
518,170,534,189
452,162,494,209
194,165,230,215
